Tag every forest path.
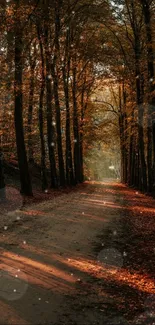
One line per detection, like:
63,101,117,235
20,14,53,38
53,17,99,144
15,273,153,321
0,181,155,325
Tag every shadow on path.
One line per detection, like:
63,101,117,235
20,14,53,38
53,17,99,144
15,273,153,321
0,181,154,324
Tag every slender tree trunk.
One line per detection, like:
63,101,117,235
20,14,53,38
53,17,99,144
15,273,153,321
38,83,48,191
0,151,6,200
125,0,147,191
134,142,139,188
51,63,66,186
80,83,87,183
141,0,155,194
37,25,48,191
122,82,128,183
127,107,134,186
135,52,147,191
119,113,124,182
46,76,58,188
62,64,74,185
131,136,136,186
147,113,153,192
136,150,140,188
119,85,125,182
14,5,32,196
72,64,81,183
62,29,74,185
44,24,58,188
28,43,36,164
51,0,66,186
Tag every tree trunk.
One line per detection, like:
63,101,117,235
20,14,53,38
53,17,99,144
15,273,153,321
122,82,128,183
127,107,134,186
141,0,155,194
131,137,136,187
37,25,48,191
14,5,32,196
135,52,147,191
28,42,36,164
51,63,66,186
119,85,125,183
63,65,74,185
44,28,58,188
0,151,6,200
147,114,153,192
62,29,74,185
51,0,66,186
72,64,81,183
80,82,87,183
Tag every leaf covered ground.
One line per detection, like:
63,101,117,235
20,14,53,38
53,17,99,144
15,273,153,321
0,181,155,324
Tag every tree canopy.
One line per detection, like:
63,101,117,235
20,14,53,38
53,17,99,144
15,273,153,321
0,0,155,196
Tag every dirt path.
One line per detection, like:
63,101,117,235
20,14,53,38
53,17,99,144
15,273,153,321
0,181,155,325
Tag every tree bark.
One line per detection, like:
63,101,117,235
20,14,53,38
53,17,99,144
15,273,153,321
0,151,6,200
14,4,32,196
134,39,147,191
62,29,74,185
44,26,58,188
37,25,48,191
51,63,66,186
122,82,128,183
28,42,36,164
135,70,147,191
51,0,66,186
72,63,81,183
127,107,135,186
141,0,155,193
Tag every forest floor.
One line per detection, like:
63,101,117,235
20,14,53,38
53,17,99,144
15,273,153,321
0,180,155,325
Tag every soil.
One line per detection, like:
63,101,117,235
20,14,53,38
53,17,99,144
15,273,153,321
0,180,155,325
